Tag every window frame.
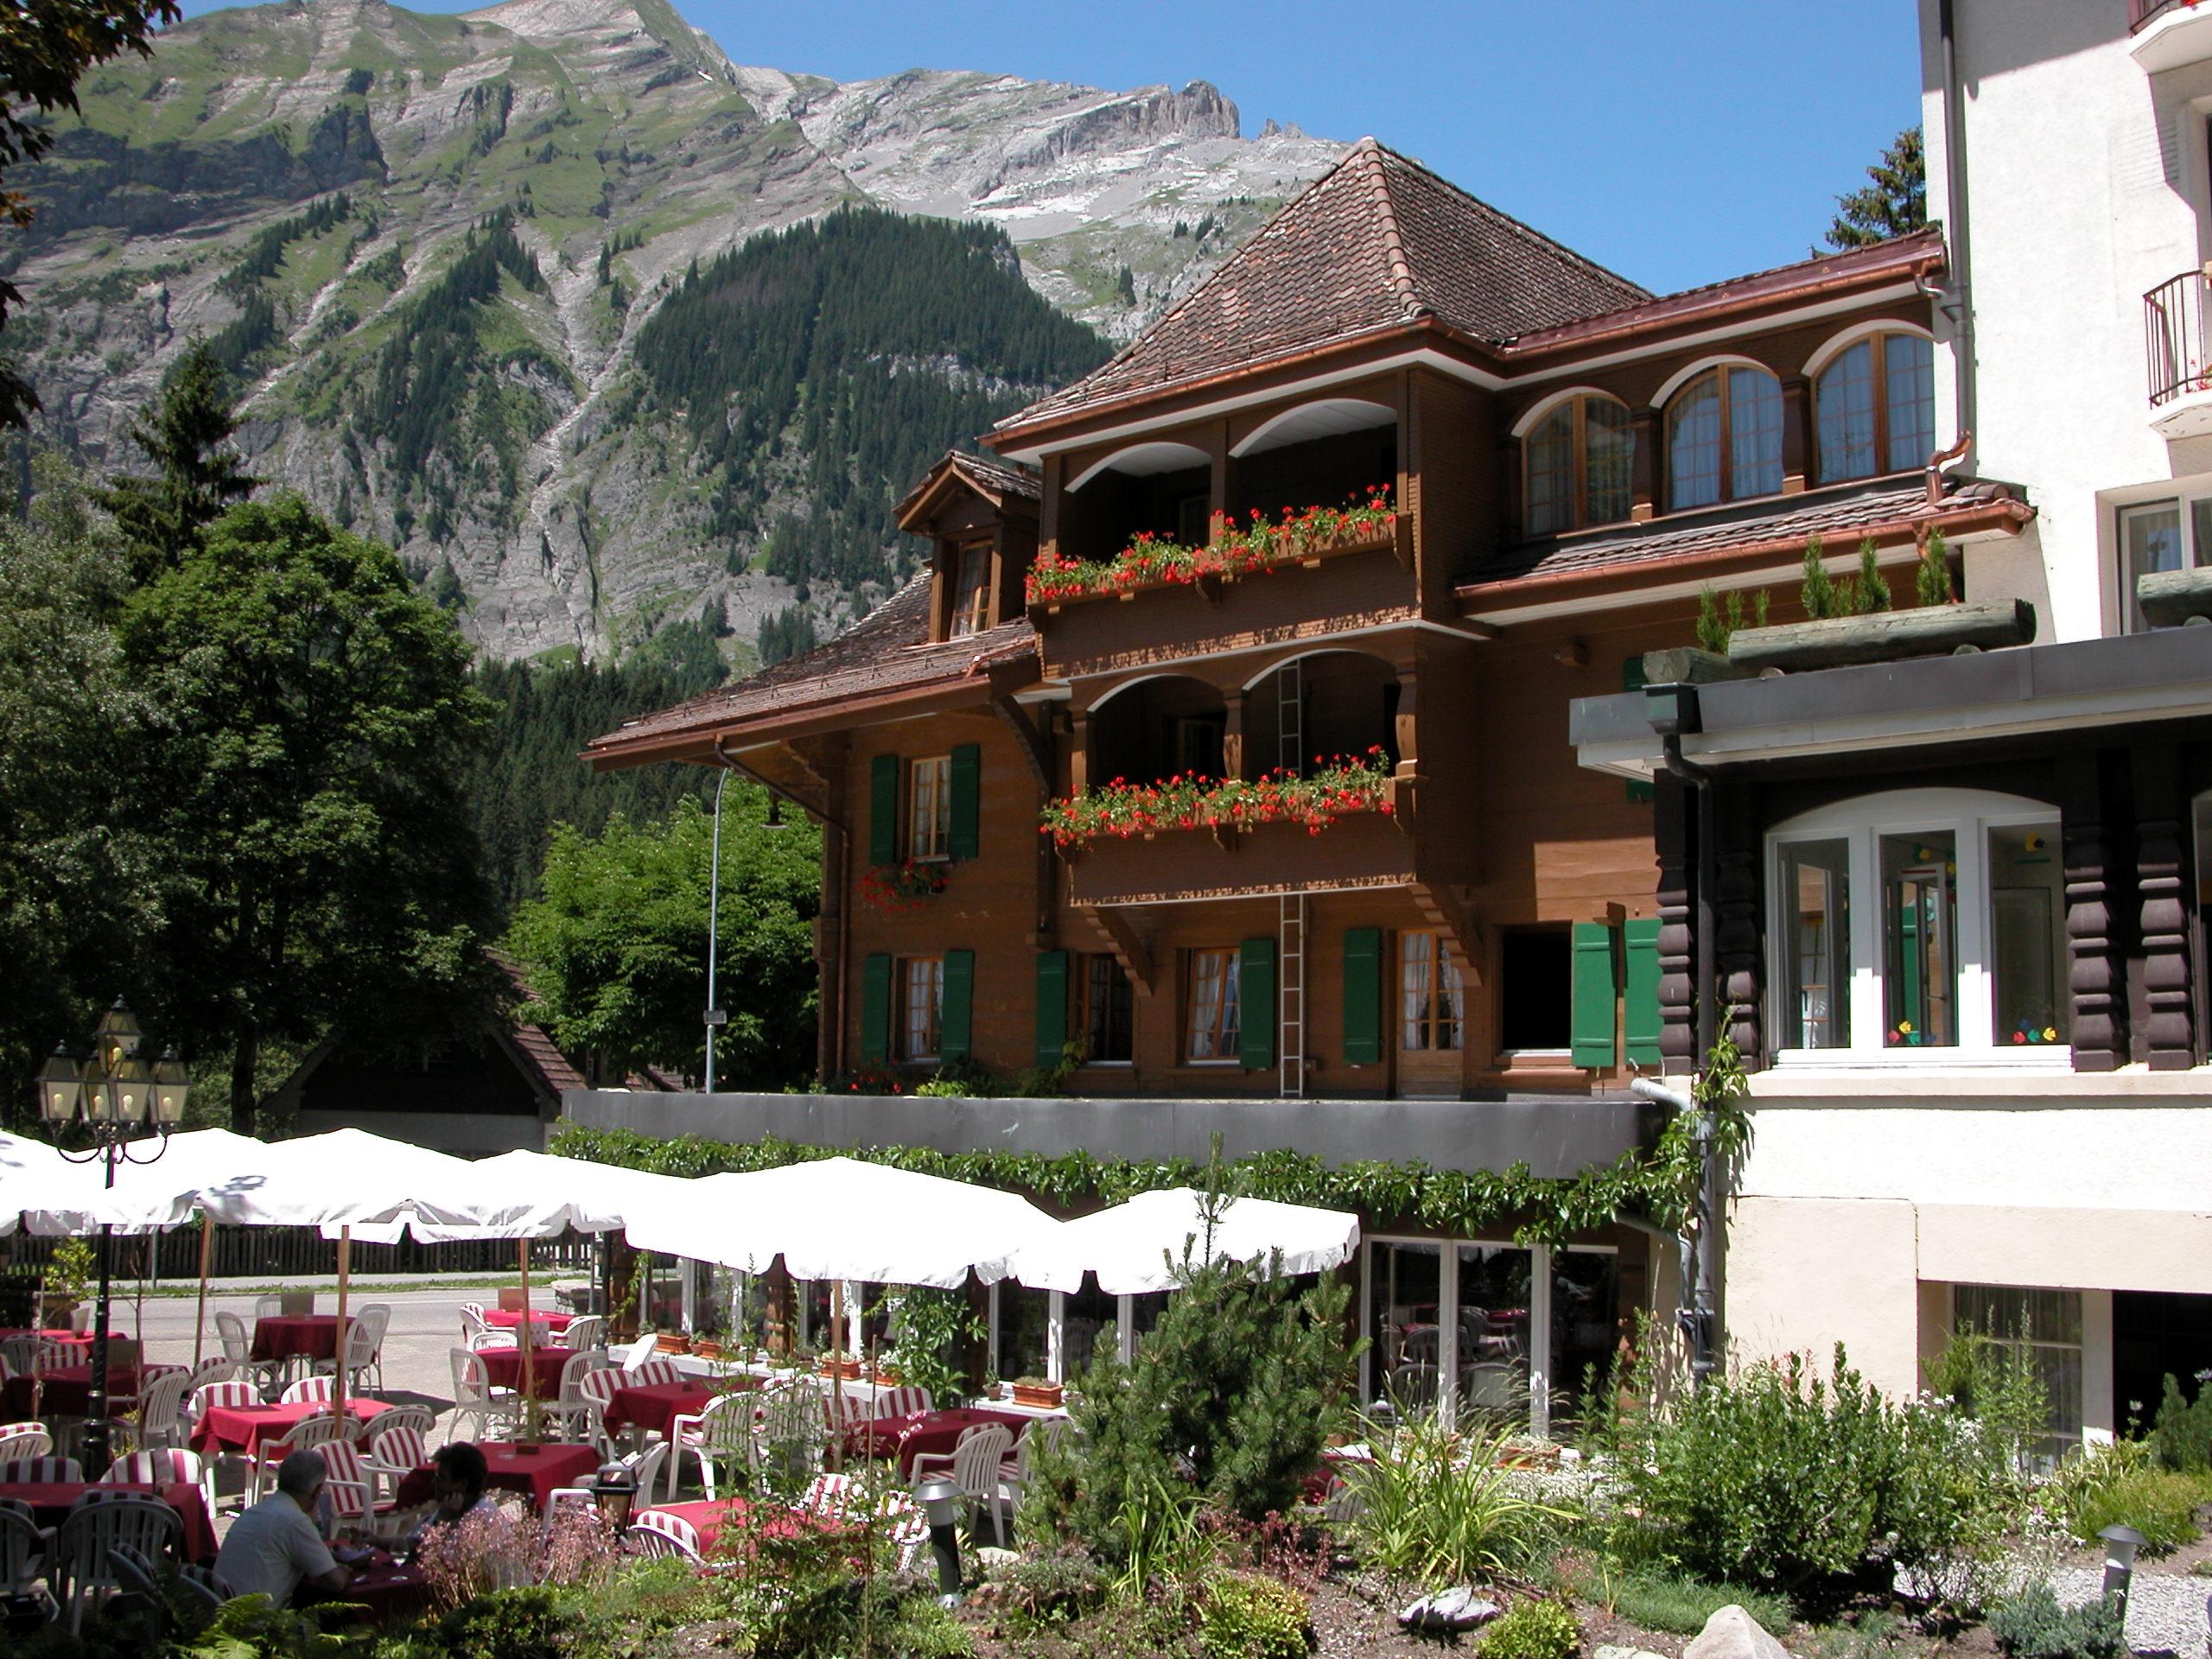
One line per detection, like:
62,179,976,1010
2116,495,2212,632
1522,393,1633,536
1813,328,1936,486
1496,925,1573,1057
946,541,992,639
907,754,952,862
1184,946,1242,1065
898,956,944,1062
1399,929,1465,1053
1664,365,1784,511
1765,788,2070,1067
1077,953,1135,1065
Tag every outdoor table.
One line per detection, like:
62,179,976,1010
0,1480,218,1562
2,1361,179,1420
250,1314,344,1365
483,1307,575,1334
855,1407,1031,1479
601,1380,719,1440
0,1328,89,1352
476,1344,572,1401
389,1442,600,1512
637,1495,843,1556
305,1549,432,1624
190,1398,391,1460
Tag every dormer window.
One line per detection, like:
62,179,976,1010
1815,331,1936,483
1525,394,1632,535
947,541,991,639
1667,366,1783,510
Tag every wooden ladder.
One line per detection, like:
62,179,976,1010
1274,659,1307,1099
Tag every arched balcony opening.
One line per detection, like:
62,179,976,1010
1244,651,1402,778
1062,442,1212,568
1231,398,1398,527
1087,675,1230,786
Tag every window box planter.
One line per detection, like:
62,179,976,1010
818,1355,863,1382
859,859,949,912
1726,598,2036,673
1027,491,1399,608
1043,750,1397,853
655,1331,691,1355
1011,1378,1065,1408
2137,565,2212,626
690,1338,722,1360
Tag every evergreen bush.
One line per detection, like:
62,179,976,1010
1479,1599,1581,1659
1801,534,1842,620
2069,1468,2211,1552
1198,1569,1313,1659
2152,1372,2212,1472
1988,1585,2124,1659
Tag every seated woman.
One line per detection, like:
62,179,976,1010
421,1441,498,1531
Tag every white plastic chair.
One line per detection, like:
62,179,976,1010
574,1365,624,1455
908,1422,1015,1546
626,1509,703,1564
134,1370,192,1452
187,1356,238,1393
563,1315,606,1352
0,1456,82,1483
448,1348,518,1443
667,1392,755,1501
872,1385,934,1421
280,1374,335,1406
214,1311,283,1396
54,1492,181,1633
250,1414,346,1503
251,1295,285,1320
0,1423,52,1461
351,1306,391,1393
460,1303,492,1346
99,1448,202,1487
0,1497,47,1599
618,1333,659,1373
361,1423,430,1510
548,1350,611,1442
315,1439,378,1522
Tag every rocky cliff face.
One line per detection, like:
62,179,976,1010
9,0,1345,661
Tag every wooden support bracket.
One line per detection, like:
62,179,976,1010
990,693,1054,791
1411,880,1485,988
1078,905,1155,997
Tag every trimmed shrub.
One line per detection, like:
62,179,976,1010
1480,1599,1581,1659
1988,1586,2124,1659
1198,1569,1313,1659
2069,1468,2211,1553
2152,1373,2212,1473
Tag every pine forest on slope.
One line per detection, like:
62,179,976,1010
8,0,1345,664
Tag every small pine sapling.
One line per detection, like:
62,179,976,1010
1695,586,1772,655
1853,537,1891,613
1916,529,1956,606
1800,532,1841,620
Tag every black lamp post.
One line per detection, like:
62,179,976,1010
589,1460,638,1533
37,999,186,1476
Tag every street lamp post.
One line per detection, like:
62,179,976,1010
36,999,187,1475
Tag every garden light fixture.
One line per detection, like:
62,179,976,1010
2100,1523,2146,1619
914,1473,963,1604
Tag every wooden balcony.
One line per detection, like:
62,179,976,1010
1063,798,1419,907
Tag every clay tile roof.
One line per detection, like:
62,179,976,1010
999,137,1649,431
585,575,1037,757
895,448,1042,527
1461,477,2027,593
507,1020,587,1096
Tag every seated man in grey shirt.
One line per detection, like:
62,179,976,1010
213,1448,353,1607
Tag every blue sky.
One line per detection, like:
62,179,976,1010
185,0,1925,296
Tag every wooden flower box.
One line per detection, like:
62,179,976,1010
691,1339,722,1360
818,1356,863,1382
655,1332,691,1355
1011,1380,1065,1409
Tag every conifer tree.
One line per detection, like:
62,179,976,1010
97,341,257,581
1853,537,1891,613
1916,528,1956,607
1823,127,1926,252
1801,532,1841,620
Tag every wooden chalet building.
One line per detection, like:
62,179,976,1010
581,139,2037,1416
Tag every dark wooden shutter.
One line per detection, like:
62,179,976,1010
859,954,892,1065
1622,657,1654,804
1624,918,1662,1069
1343,927,1382,1065
1239,938,1275,1071
868,753,899,868
1034,950,1069,1067
1569,922,1618,1070
941,949,975,1062
949,742,982,860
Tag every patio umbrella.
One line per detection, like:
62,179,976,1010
621,1155,1063,1290
1007,1186,1361,1295
0,1131,79,1236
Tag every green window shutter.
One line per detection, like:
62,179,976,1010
1239,937,1276,1071
1569,922,1619,1070
941,949,975,1062
949,743,982,861
868,753,899,868
1624,918,1662,1069
859,954,892,1065
1034,950,1070,1067
1343,927,1383,1065
1623,657,1654,804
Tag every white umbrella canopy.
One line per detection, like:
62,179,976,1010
1008,1186,1361,1296
0,1130,77,1237
16,1128,283,1236
622,1155,1064,1289
359,1147,683,1243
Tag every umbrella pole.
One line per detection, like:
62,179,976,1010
830,1278,846,1474
192,1214,212,1369
334,1226,351,1421
518,1237,535,1437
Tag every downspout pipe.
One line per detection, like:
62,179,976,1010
1936,0,1977,456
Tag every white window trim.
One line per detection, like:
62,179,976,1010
1767,787,2072,1070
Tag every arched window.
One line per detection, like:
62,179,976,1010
1524,394,1632,535
1666,366,1783,510
1815,331,1935,483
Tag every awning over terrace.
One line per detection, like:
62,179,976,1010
1008,1187,1361,1295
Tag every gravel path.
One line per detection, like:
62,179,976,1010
2052,1567,2211,1658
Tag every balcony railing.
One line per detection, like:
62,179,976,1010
2144,270,2211,408
2131,0,2183,31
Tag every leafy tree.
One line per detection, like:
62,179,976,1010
0,0,183,426
506,791,820,1087
95,340,258,581
119,494,503,1132
0,454,156,1122
1824,127,1926,252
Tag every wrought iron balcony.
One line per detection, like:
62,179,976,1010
2144,270,2212,435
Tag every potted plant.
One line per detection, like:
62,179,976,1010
656,1329,691,1355
818,1348,863,1382
691,1337,722,1360
40,1236,93,1332
1011,1375,1064,1408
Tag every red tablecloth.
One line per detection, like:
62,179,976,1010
388,1441,601,1512
2,1362,179,1420
304,1550,432,1624
251,1315,343,1363
0,1328,89,1351
476,1345,572,1401
855,1408,1031,1479
602,1381,717,1440
0,1480,217,1562
483,1307,575,1332
637,1496,839,1556
190,1399,390,1460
